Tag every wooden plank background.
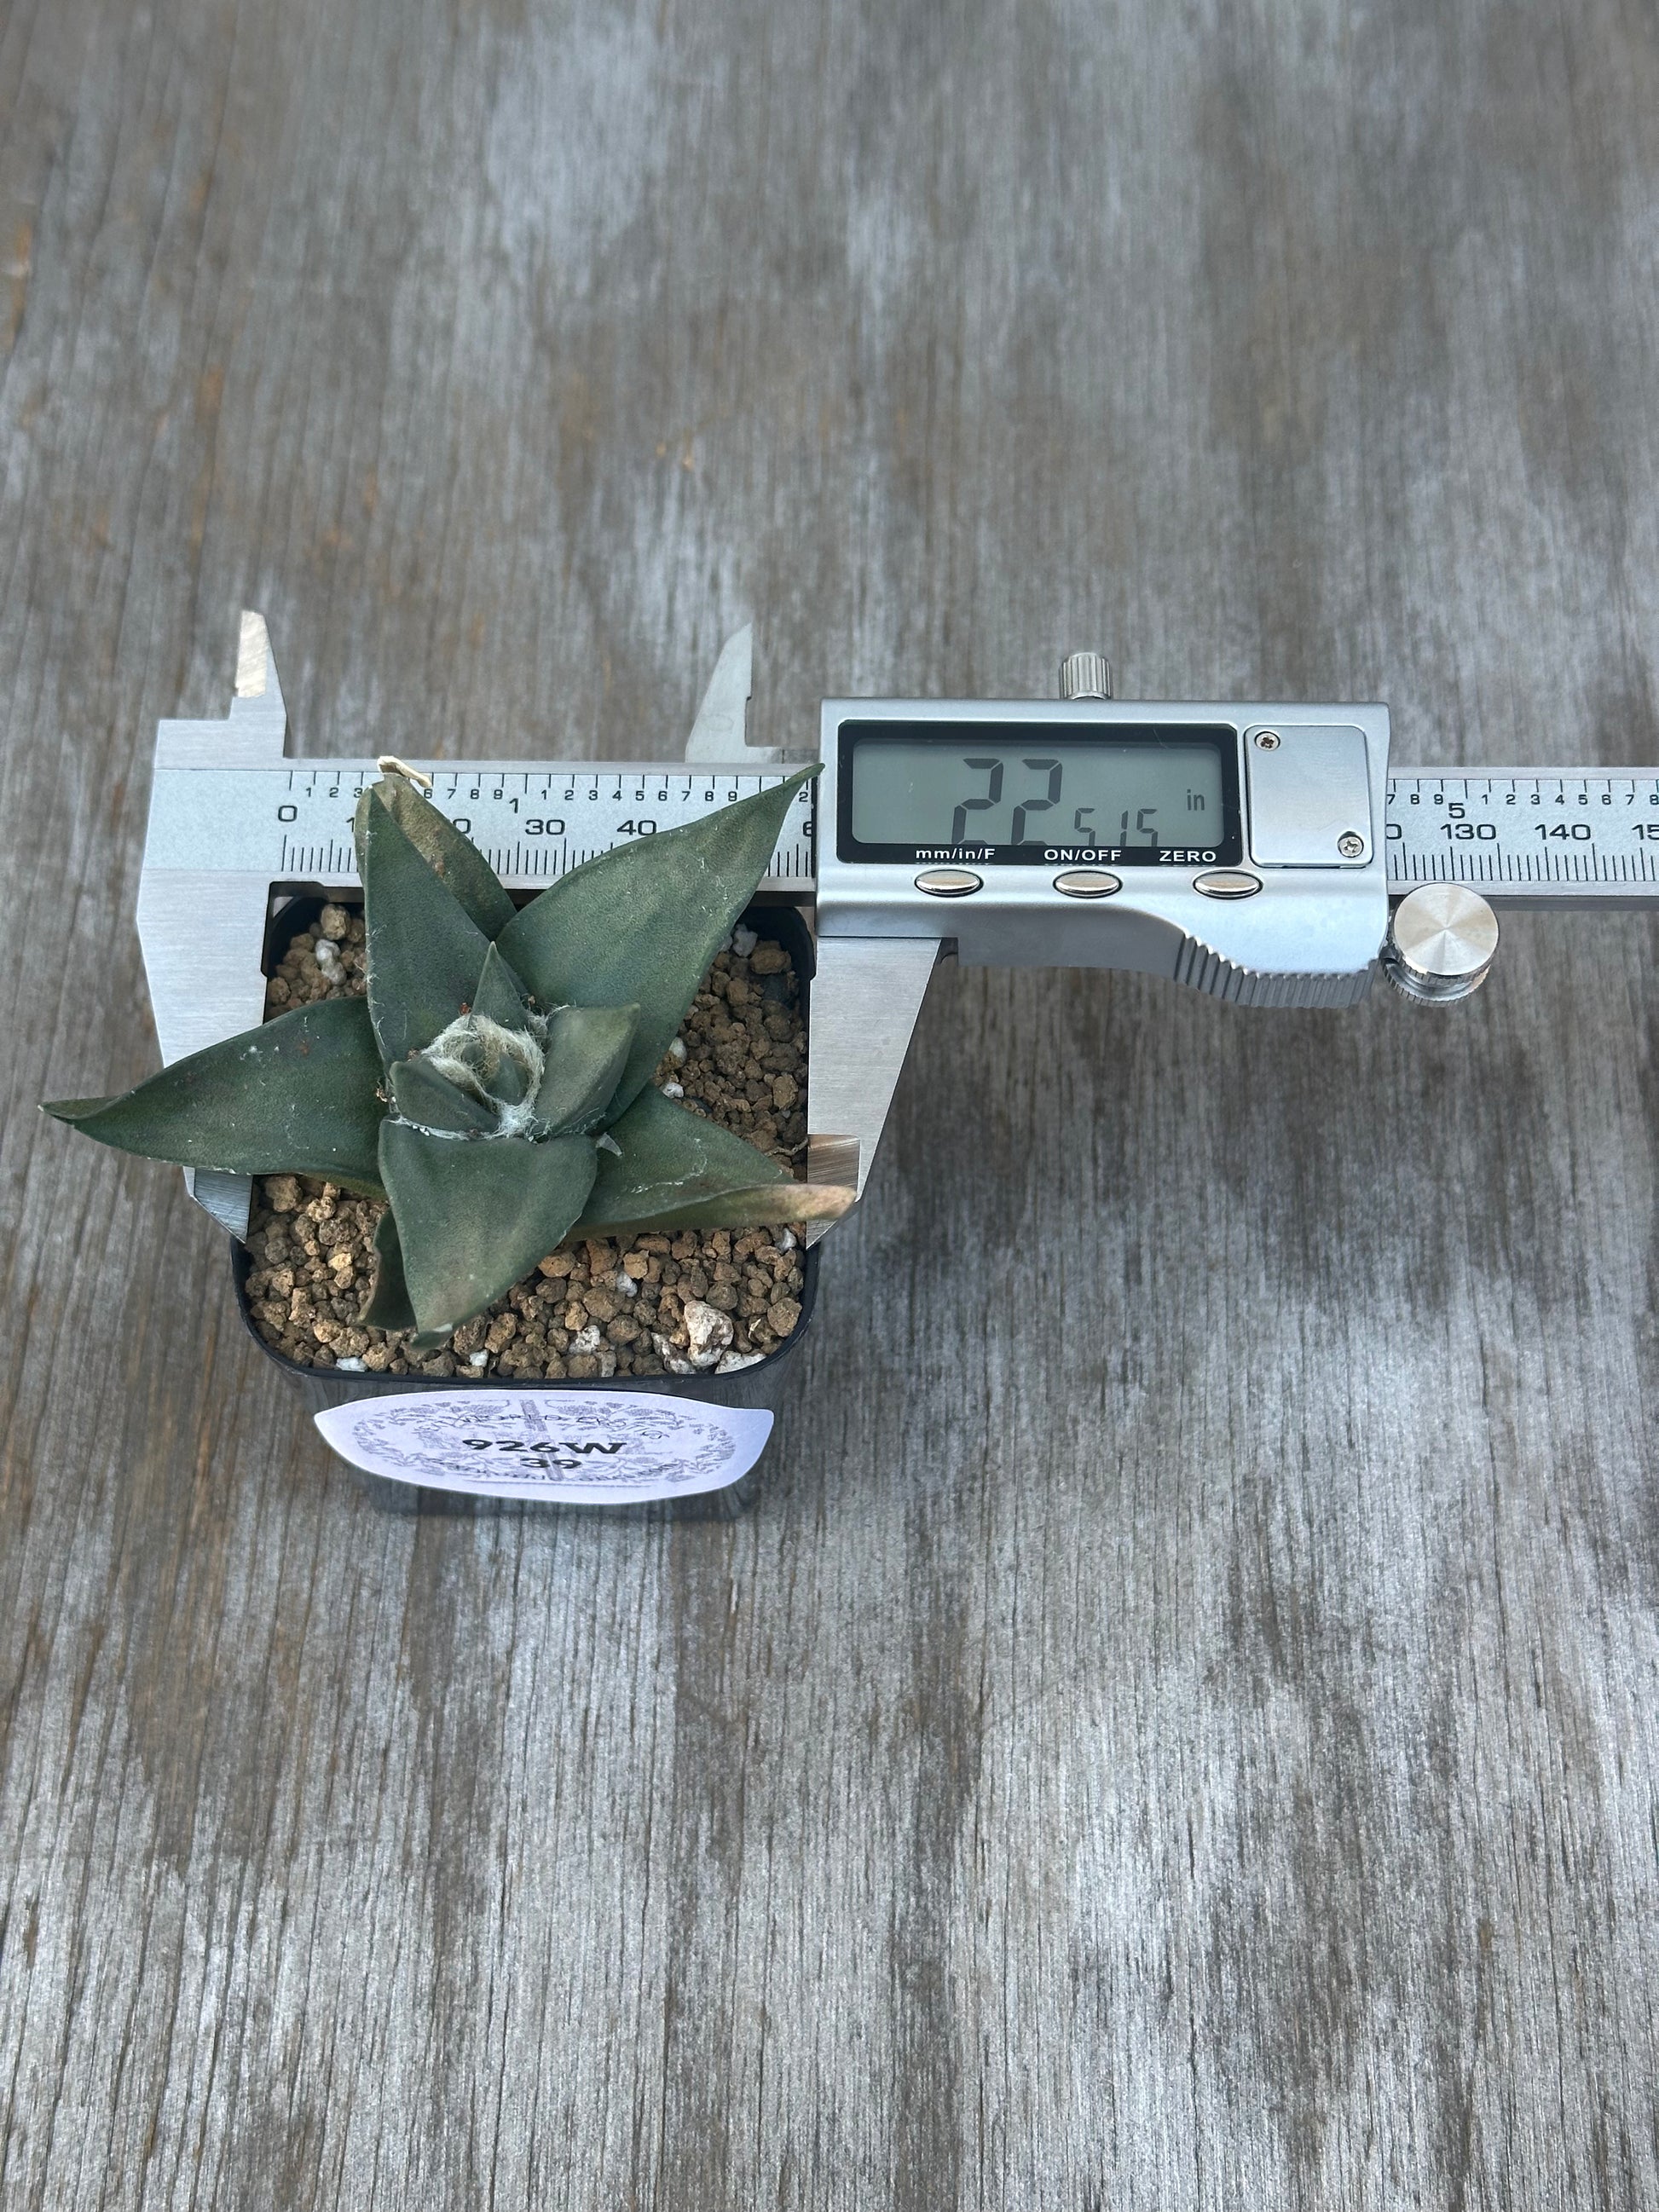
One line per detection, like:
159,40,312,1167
3,0,1657,2202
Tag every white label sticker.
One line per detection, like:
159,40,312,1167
314,1389,773,1504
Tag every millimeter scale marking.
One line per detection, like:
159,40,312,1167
146,761,817,893
1385,771,1659,905
151,759,1659,905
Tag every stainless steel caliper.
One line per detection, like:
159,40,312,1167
137,615,1659,1238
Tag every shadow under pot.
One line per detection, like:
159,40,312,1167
234,895,821,1521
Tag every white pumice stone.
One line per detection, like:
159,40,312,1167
660,1080,685,1098
333,1355,366,1372
614,1271,638,1297
714,1350,766,1374
731,924,758,956
667,1036,688,1063
776,1227,796,1251
681,1298,734,1369
468,1350,488,1368
569,1323,603,1355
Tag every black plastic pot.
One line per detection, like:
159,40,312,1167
234,893,820,1518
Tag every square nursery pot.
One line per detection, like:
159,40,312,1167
233,894,821,1520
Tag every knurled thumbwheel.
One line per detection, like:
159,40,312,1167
1383,884,1500,1003
1059,651,1113,701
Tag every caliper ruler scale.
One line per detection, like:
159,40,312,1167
136,616,1659,1240
1386,770,1659,906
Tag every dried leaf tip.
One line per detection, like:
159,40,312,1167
376,755,433,791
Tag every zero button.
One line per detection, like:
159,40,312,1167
1193,869,1263,900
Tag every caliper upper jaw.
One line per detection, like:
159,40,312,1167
684,625,762,762
229,609,289,754
682,622,816,767
136,610,293,1241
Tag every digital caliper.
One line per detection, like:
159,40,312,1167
137,615,1659,1239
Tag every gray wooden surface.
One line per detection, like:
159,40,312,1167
3,0,1657,2202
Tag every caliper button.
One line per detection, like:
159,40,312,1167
1193,869,1263,899
914,868,983,898
1053,869,1122,898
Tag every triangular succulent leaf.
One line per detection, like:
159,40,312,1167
380,1122,598,1339
366,775,516,938
496,766,817,1119
388,1055,499,1135
356,784,495,1065
575,1085,853,1237
470,941,534,1028
42,996,386,1191
489,1053,531,1107
361,1206,416,1331
534,1005,639,1135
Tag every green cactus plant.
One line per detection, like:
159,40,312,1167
44,766,851,1352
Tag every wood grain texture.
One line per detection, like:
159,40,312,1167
3,0,1659,2202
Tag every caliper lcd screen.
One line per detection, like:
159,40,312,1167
838,722,1242,866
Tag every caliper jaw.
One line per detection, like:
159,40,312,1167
803,937,941,1207
135,611,291,1239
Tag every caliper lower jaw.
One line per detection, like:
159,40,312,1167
136,611,292,1241
802,937,942,1232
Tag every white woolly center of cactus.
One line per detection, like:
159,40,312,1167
419,1011,547,1139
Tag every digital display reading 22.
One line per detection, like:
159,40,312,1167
838,723,1242,866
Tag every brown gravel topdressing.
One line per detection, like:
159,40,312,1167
245,903,809,1380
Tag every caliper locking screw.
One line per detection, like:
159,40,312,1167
1337,830,1367,858
1253,730,1280,750
1059,652,1113,701
1382,884,1500,1004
